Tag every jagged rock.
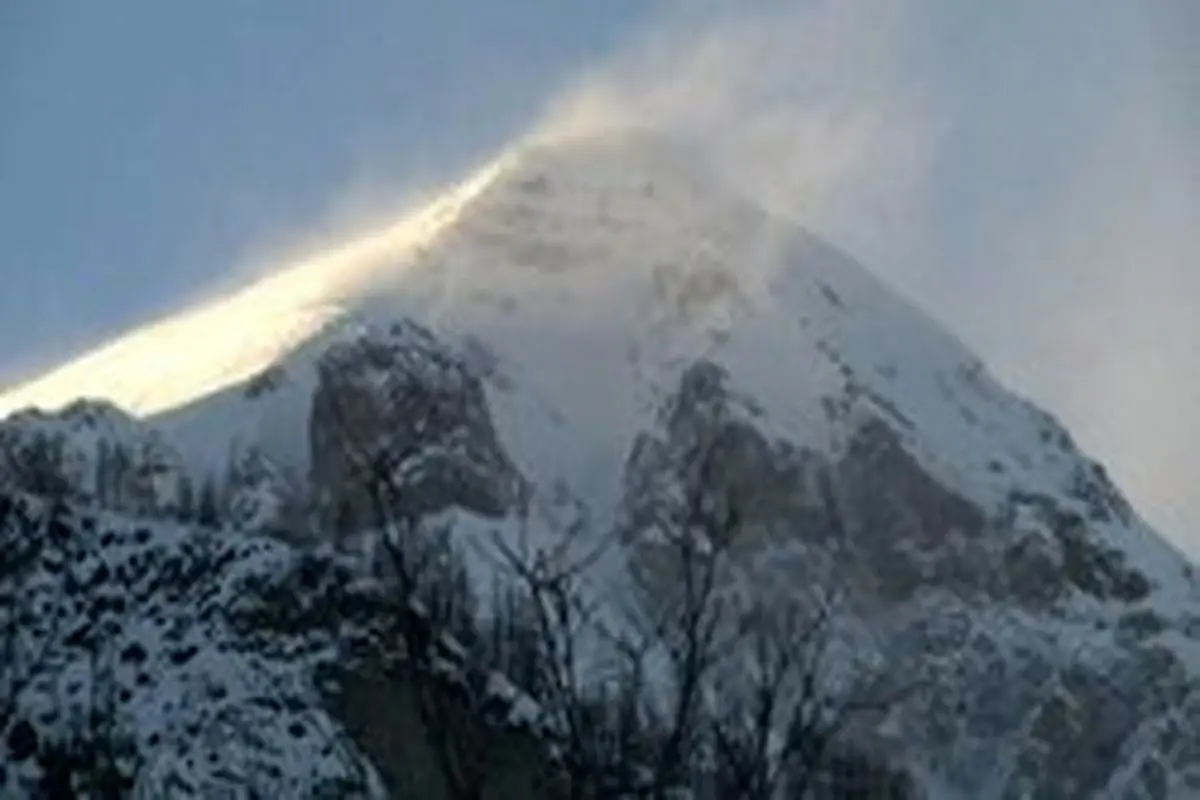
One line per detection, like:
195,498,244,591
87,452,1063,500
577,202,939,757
308,320,528,539
618,359,1199,797
618,359,833,617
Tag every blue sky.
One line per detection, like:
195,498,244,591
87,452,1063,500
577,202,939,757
0,0,647,368
1,0,1197,547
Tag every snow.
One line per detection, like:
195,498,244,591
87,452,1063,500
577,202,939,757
0,124,1190,628
0,501,388,797
0,155,507,420
0,122,1192,653
0,126,1197,795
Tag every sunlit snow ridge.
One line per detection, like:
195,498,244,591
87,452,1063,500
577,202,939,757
0,154,513,419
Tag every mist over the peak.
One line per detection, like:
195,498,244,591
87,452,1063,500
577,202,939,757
525,0,1199,554
532,0,940,263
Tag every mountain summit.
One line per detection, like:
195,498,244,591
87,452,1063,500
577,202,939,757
1,131,1197,796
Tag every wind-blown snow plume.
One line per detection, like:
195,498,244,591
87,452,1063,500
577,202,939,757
0,157,509,418
532,0,941,270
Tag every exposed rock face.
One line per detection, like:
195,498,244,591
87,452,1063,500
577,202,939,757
833,418,988,606
308,320,528,539
617,359,1200,798
618,360,833,614
0,400,187,518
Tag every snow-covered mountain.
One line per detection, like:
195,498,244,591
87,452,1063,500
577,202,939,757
1,129,1197,797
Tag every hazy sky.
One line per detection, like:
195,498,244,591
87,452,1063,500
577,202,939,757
1,1,1197,552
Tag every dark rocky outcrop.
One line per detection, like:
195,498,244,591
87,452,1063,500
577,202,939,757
308,320,528,539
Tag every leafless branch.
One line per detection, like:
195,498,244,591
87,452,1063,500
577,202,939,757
320,351,909,799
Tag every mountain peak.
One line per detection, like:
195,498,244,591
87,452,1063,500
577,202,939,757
0,130,743,421
2,126,1199,795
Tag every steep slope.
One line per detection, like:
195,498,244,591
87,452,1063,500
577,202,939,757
1,129,1197,796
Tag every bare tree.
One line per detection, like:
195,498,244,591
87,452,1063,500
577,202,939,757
704,600,915,799
477,520,657,798
319,359,908,799
315,368,506,799
463,434,908,799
